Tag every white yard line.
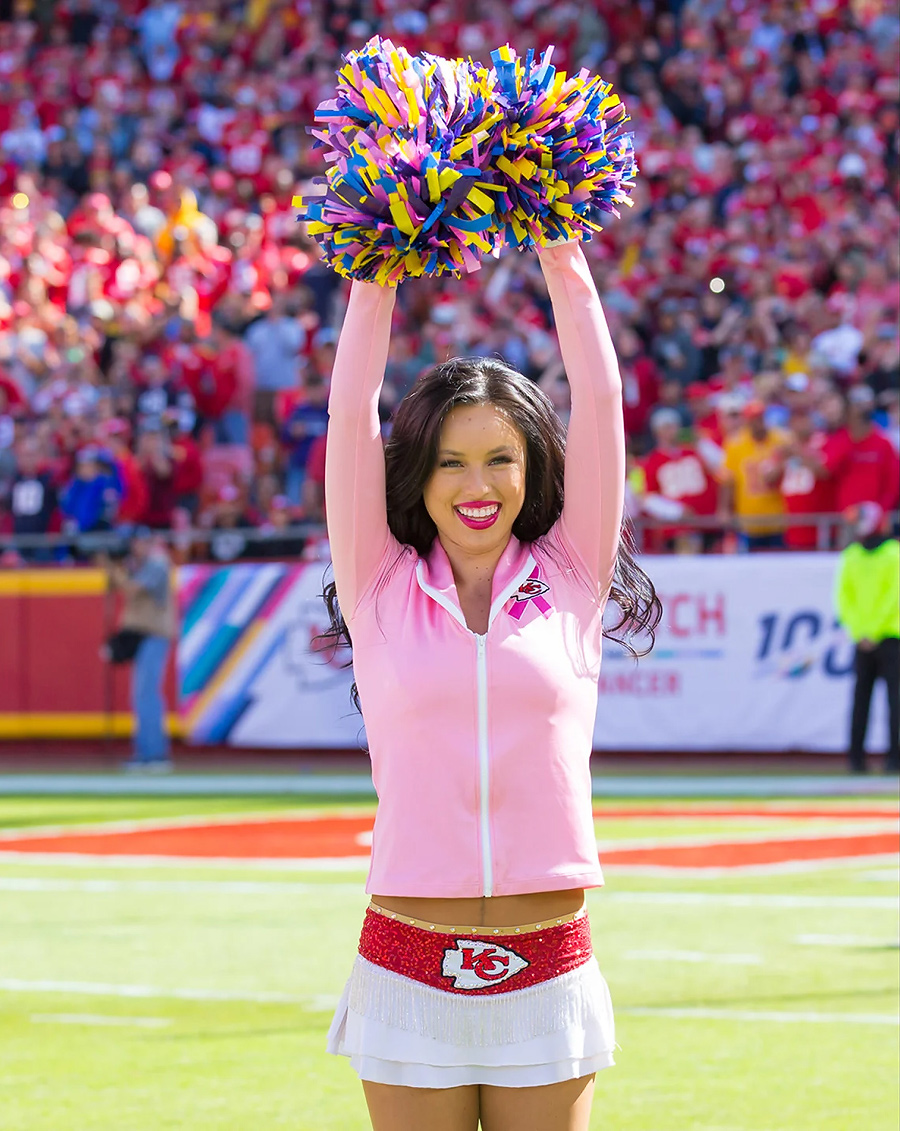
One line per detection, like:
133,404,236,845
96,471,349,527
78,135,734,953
624,950,764,968
857,868,900,882
601,891,899,909
795,934,898,947
597,820,899,851
0,851,372,870
603,853,900,877
0,875,897,908
621,1007,899,1025
0,845,896,876
6,982,895,1026
0,876,362,893
1,978,330,1007
30,1013,171,1028
623,949,762,965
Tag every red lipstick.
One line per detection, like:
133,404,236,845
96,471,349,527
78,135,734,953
455,502,501,530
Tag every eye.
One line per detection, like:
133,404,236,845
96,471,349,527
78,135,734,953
490,455,513,464
438,459,462,468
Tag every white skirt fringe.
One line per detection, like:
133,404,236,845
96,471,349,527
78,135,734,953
327,953,617,1088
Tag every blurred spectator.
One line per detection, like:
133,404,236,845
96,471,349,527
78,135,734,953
167,412,204,517
777,408,834,551
641,407,719,552
865,332,900,403
824,385,900,517
280,374,329,505
619,325,660,441
0,370,26,420
134,353,183,431
60,445,122,535
711,348,755,401
651,299,702,387
0,383,17,484
204,483,256,563
811,300,865,378
4,436,58,560
303,430,327,524
135,425,176,529
880,389,900,454
179,339,237,438
719,403,790,551
257,494,305,559
834,504,899,775
208,316,256,445
244,294,308,424
99,418,148,527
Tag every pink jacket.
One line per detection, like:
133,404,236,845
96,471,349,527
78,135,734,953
326,242,625,898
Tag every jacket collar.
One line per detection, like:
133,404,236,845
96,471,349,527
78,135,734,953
414,536,536,632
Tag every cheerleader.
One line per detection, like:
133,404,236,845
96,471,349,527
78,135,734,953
321,237,660,1130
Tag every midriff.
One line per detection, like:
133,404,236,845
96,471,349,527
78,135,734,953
370,888,586,928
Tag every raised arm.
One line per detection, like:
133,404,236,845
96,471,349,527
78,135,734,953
537,241,625,592
325,279,397,619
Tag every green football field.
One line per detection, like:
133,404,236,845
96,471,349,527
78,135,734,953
0,794,897,1131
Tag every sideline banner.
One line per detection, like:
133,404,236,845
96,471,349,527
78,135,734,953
177,555,880,752
597,553,878,752
178,561,363,747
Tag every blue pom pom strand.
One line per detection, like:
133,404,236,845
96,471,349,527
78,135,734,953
488,44,638,249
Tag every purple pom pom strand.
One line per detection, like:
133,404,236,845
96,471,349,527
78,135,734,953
488,44,638,249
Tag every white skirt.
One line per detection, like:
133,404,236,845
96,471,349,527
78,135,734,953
326,952,617,1088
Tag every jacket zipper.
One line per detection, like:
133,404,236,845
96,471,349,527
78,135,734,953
475,633,492,897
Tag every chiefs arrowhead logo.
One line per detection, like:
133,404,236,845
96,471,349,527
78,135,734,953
513,577,550,601
441,940,530,990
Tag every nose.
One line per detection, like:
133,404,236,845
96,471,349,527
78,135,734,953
460,464,491,498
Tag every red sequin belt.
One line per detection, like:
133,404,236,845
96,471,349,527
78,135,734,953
358,907,593,995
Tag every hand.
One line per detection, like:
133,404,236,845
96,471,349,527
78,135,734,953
858,638,876,652
540,234,582,248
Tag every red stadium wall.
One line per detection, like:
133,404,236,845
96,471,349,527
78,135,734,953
0,571,179,739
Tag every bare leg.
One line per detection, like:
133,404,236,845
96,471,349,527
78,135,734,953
480,1075,595,1131
363,1082,480,1131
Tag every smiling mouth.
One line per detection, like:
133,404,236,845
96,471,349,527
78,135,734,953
455,503,501,529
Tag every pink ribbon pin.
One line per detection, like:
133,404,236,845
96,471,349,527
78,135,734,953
508,566,552,620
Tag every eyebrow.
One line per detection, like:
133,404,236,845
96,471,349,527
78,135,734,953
438,446,516,456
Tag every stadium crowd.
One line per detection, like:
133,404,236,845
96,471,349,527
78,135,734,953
0,0,898,564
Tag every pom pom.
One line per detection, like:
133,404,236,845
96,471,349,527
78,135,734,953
487,45,637,249
293,37,506,286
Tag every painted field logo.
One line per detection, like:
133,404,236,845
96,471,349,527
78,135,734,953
442,940,529,989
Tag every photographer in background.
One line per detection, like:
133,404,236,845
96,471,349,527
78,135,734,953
102,527,176,773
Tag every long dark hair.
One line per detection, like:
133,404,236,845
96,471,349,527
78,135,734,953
321,357,662,708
